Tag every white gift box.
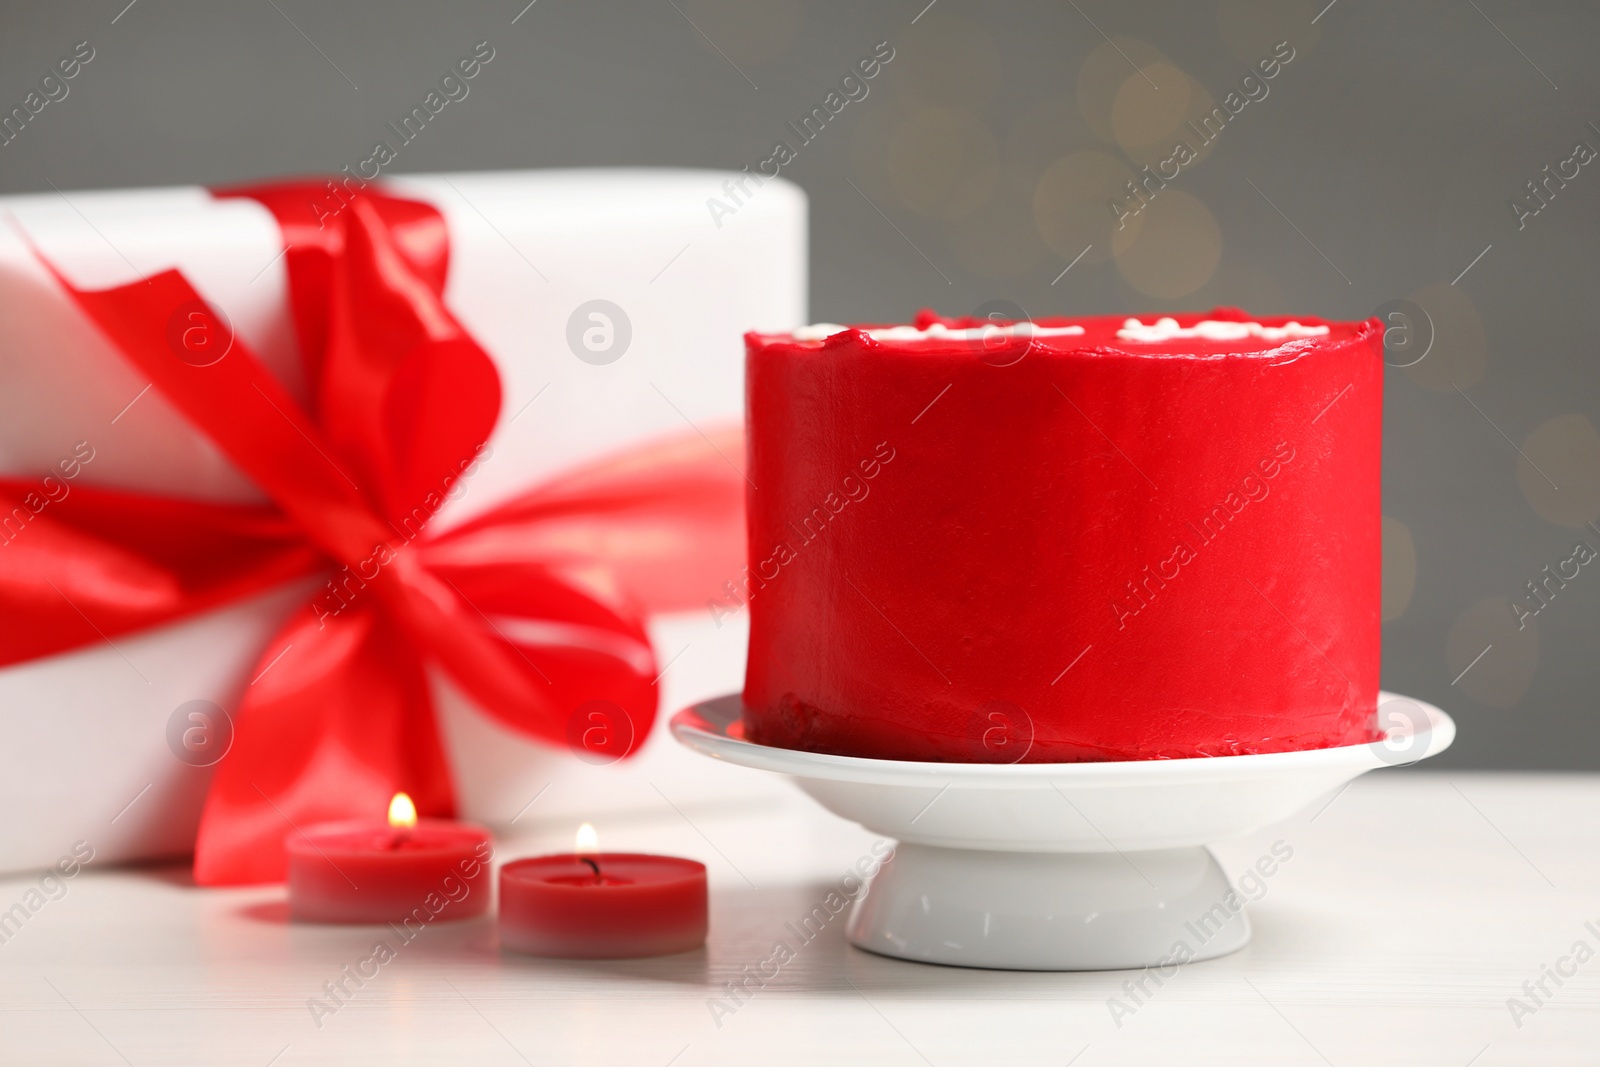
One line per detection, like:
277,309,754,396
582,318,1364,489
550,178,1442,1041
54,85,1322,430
0,169,804,874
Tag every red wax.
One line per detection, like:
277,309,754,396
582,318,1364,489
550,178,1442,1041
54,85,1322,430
499,854,707,958
286,820,492,924
742,308,1383,762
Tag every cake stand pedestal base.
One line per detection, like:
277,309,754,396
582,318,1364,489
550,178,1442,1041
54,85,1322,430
848,842,1247,971
672,691,1453,972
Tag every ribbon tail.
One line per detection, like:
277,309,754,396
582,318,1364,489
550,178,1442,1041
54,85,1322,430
193,601,452,886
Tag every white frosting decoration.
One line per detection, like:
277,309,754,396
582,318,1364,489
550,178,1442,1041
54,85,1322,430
791,322,1086,342
1116,317,1330,343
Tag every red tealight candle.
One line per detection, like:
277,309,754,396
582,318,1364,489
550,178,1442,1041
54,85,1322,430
499,824,708,958
287,793,493,924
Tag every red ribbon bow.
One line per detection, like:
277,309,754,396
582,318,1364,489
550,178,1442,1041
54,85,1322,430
1,181,744,884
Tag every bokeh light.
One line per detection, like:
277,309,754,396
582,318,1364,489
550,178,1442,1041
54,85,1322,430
1111,190,1223,299
1404,282,1488,391
1077,37,1173,143
1107,65,1223,170
1003,94,1090,199
1518,413,1600,528
1110,63,1192,153
887,108,1001,220
1032,150,1134,265
1445,596,1539,709
1382,516,1417,621
848,96,909,203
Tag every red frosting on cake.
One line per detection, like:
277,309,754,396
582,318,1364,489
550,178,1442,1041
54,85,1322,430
740,308,1383,762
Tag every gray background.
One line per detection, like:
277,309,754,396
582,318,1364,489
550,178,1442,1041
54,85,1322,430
2,0,1596,770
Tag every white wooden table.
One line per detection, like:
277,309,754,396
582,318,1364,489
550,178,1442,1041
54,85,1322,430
0,771,1593,1066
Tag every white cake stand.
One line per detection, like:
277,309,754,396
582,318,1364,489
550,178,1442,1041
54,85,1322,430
671,691,1454,971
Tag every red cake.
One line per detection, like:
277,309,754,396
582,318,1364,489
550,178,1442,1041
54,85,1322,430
740,308,1383,763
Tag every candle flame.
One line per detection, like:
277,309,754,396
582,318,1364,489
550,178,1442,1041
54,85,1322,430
388,792,418,829
575,822,599,855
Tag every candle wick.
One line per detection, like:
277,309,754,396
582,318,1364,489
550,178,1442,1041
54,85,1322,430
580,856,602,883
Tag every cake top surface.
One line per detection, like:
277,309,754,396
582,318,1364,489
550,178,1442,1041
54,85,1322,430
751,307,1378,359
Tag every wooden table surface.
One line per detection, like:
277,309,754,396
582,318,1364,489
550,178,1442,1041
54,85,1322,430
0,770,1594,1066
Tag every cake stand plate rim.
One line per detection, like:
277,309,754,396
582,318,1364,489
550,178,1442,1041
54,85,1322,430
668,689,1454,787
